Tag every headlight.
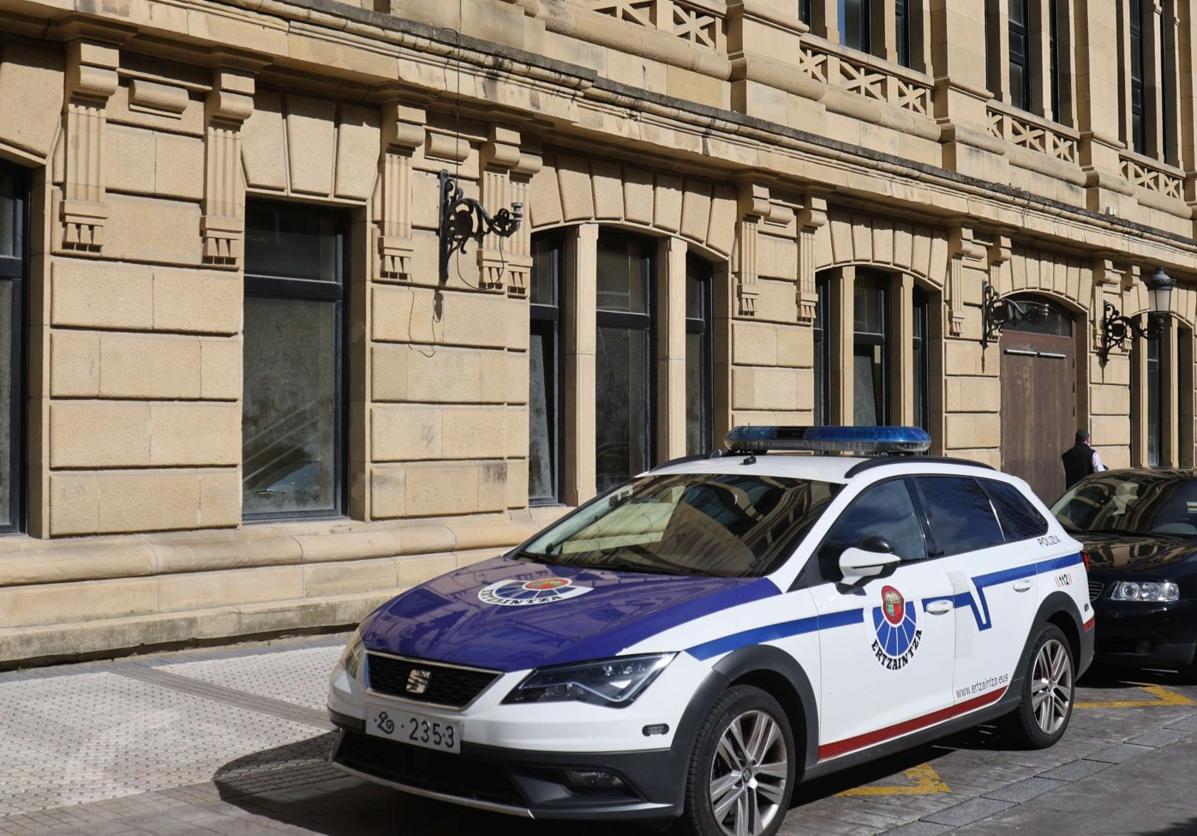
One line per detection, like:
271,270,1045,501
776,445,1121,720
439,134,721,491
338,628,365,680
1110,581,1180,602
503,653,675,708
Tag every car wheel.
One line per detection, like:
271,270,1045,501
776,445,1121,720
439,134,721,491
678,685,796,836
1002,624,1075,749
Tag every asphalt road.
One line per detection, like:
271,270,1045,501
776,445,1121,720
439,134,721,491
1,634,1195,835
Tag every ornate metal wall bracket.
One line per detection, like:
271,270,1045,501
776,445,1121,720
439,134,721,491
980,282,1050,349
1098,302,1166,364
438,169,523,281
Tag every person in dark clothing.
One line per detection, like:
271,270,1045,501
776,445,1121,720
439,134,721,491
1061,428,1108,489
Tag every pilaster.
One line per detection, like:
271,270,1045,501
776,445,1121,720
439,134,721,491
948,225,985,338
61,38,119,252
202,68,255,267
735,181,770,317
479,124,522,292
796,193,828,324
377,101,426,281
658,237,687,461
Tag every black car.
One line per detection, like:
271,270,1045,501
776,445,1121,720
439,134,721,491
1053,469,1197,678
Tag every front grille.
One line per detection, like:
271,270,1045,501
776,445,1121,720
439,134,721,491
366,654,499,707
334,730,522,806
1088,580,1105,600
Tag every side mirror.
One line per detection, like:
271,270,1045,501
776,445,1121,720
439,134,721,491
839,544,900,586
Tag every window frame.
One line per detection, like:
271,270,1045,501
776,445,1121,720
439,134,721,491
912,286,929,431
529,232,566,505
1008,0,1033,111
814,275,831,425
0,163,26,534
242,199,350,522
896,0,911,68
839,0,872,53
853,271,890,426
1146,325,1163,467
1130,0,1147,154
595,230,658,493
685,254,714,456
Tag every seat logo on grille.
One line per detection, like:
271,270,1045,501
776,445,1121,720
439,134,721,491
478,576,593,606
405,668,432,695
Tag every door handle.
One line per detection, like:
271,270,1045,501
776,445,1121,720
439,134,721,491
1013,579,1033,593
926,600,953,615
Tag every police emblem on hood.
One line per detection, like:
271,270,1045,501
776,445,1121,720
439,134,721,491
477,576,593,606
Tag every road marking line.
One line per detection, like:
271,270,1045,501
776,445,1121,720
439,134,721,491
1076,684,1195,710
837,763,951,797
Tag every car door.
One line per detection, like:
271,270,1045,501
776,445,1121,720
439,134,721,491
808,478,956,759
911,476,1043,709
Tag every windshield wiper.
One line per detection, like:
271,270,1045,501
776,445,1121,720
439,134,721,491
511,548,558,564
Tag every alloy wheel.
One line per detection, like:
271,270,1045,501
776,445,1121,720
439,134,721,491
1031,638,1073,735
708,709,789,836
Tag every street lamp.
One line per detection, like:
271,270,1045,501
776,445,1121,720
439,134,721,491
1097,267,1176,364
980,282,1050,349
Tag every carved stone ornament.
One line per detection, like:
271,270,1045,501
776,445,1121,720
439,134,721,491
478,125,522,293
61,39,119,252
735,182,772,316
377,102,425,281
202,68,255,266
796,194,828,323
947,225,987,337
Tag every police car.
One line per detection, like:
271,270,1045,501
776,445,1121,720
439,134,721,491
328,427,1094,836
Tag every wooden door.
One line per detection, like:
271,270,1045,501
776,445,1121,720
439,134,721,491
1001,328,1076,503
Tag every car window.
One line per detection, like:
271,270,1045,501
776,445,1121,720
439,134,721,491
913,476,1004,556
1052,472,1197,537
816,479,927,577
981,479,1049,542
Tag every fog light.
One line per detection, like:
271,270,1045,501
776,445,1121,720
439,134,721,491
562,769,625,789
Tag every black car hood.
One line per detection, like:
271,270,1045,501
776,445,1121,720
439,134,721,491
1076,531,1197,574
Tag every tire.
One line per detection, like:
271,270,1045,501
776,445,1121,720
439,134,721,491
1001,624,1076,749
676,685,797,836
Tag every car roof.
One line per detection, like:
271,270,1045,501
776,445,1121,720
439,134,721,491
649,453,999,485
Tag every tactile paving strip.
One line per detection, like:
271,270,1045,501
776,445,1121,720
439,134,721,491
154,645,342,713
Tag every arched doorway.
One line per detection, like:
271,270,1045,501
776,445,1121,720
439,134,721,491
1000,296,1078,502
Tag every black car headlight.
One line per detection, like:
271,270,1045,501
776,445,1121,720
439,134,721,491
503,653,675,708
1109,581,1180,603
338,628,366,680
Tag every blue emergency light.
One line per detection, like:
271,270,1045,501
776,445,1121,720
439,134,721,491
724,425,931,455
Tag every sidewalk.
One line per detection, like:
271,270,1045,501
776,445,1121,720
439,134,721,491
0,635,1194,835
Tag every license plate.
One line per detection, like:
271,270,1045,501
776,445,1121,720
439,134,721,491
366,703,462,754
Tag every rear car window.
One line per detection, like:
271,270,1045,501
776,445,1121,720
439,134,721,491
981,479,1049,541
913,476,1005,556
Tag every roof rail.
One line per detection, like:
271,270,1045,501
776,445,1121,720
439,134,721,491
844,456,995,478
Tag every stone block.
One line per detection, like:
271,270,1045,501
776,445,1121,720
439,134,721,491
775,325,813,368
591,158,624,220
373,404,442,461
200,337,241,401
733,321,777,366
396,552,458,587
1090,383,1129,416
152,269,241,334
304,557,398,598
49,330,100,396
370,465,406,519
405,461,507,516
945,339,986,376
654,174,683,233
623,167,654,226
557,154,594,221
107,82,204,137
667,65,724,107
946,377,1001,413
241,90,287,190
0,577,158,628
154,133,205,200
732,366,799,411
287,95,338,195
529,163,563,229
99,332,202,399
158,565,304,612
0,43,64,158
102,194,202,265
106,124,156,195
198,469,240,527
51,259,153,330
49,401,150,468
335,103,380,200
680,184,712,244
150,402,240,466
373,286,515,350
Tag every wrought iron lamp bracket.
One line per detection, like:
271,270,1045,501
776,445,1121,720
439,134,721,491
1098,302,1166,364
980,282,1050,350
437,169,523,282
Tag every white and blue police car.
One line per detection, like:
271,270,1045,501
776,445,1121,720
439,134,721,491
328,427,1094,836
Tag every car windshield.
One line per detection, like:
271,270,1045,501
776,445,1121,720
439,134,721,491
1052,472,1197,538
516,472,839,578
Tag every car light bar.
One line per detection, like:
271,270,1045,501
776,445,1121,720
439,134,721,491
724,425,932,455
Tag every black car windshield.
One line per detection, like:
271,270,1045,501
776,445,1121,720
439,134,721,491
1052,472,1197,538
516,472,839,578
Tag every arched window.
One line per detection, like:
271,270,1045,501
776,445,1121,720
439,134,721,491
529,232,565,504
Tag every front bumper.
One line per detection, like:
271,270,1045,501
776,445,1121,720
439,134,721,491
1091,597,1196,670
328,713,684,821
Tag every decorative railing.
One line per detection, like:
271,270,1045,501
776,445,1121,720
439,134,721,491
582,0,726,52
1120,154,1184,201
796,38,931,118
986,104,1078,164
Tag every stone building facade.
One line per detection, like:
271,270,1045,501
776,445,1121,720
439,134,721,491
1,0,1197,664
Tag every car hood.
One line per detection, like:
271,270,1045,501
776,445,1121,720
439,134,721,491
1077,531,1197,574
360,556,778,672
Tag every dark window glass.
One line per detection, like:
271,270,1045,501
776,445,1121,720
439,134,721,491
913,476,1005,555
685,255,713,456
1131,0,1146,154
896,0,911,67
839,0,870,52
1160,0,1176,161
243,202,346,519
1009,0,1031,110
596,232,654,492
817,480,927,577
913,287,929,430
1052,471,1197,537
982,479,1049,541
520,473,838,578
1147,329,1162,467
530,234,564,504
853,272,888,426
799,0,812,24
1004,295,1073,336
1049,0,1061,119
0,165,24,532
814,276,830,425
